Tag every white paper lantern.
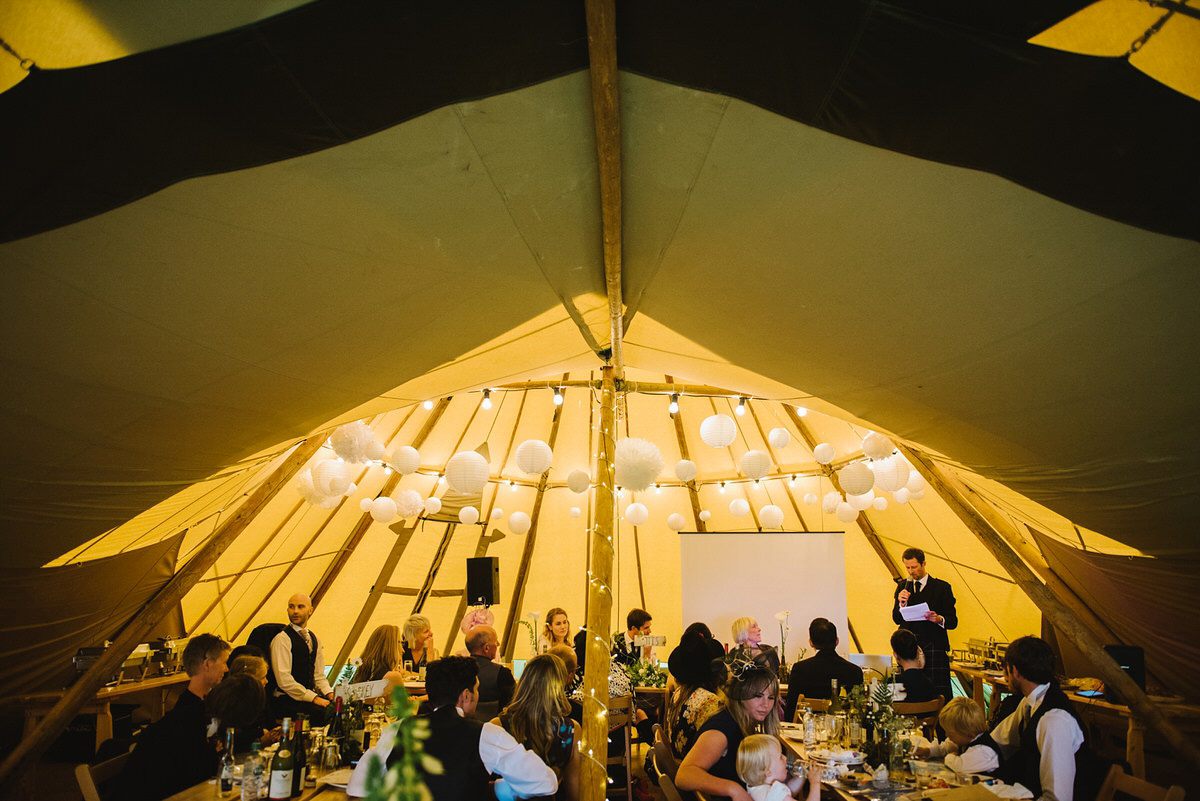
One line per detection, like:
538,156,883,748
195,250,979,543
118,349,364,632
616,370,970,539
667,513,688,531
767,427,790,449
312,459,351,496
906,472,926,493
835,502,858,523
515,439,553,475
872,455,910,493
459,506,480,525
803,492,818,505
395,489,423,518
445,451,490,493
389,445,421,475
909,487,926,501
569,506,581,518
873,497,889,510
331,421,374,463
838,461,874,495
700,414,737,448
822,491,842,514
370,496,397,522
624,502,649,526
699,509,712,522
424,497,442,515
893,487,911,504
615,438,663,491
366,440,387,462
508,511,531,535
862,432,895,461
760,504,784,528
491,507,503,519
566,469,591,494
674,459,697,482
740,450,772,480
848,489,875,510
359,497,374,512
729,498,750,517
813,442,836,464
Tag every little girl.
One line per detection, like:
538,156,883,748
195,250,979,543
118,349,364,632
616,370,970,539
914,696,1003,776
736,734,822,801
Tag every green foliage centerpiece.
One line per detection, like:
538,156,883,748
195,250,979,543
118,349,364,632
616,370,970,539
362,684,440,801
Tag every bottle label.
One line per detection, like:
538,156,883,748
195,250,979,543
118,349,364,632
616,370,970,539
268,770,293,799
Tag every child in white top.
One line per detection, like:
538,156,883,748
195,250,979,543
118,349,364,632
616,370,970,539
736,734,822,801
914,696,1001,775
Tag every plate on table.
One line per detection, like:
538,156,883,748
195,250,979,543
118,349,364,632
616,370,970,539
808,747,865,765
318,768,355,789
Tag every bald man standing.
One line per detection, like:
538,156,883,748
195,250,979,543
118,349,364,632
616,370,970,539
271,592,335,719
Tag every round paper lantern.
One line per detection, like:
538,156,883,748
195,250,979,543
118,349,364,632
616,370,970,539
729,498,750,517
905,472,926,493
872,497,888,510
760,504,784,528
508,511,531,535
835,502,858,523
424,497,442,515
515,439,553,475
813,443,836,465
674,459,697,482
893,487,911,504
862,432,895,461
312,459,351,496
699,509,712,522
445,451,490,493
847,489,875,510
331,421,374,463
872,455,910,493
909,488,926,501
569,506,581,518
768,428,791,449
459,506,480,525
740,450,772,480
389,445,420,475
366,440,387,462
838,461,874,495
491,507,503,519
700,414,737,448
667,513,688,531
822,491,841,514
370,496,397,522
624,502,649,526
566,469,591,494
359,497,373,513
803,492,818,505
615,438,663,491
395,489,424,518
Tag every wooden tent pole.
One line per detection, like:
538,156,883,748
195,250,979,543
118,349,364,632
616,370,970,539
665,375,705,531
580,366,617,801
0,430,329,792
746,401,808,531
902,447,1200,772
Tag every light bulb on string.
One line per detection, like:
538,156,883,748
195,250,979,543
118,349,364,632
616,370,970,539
481,389,492,410
668,394,679,415
422,399,434,410
736,397,747,416
719,482,726,494
553,387,563,406
795,405,808,416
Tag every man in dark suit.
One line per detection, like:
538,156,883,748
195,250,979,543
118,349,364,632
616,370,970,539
783,618,863,722
892,547,958,702
464,624,515,721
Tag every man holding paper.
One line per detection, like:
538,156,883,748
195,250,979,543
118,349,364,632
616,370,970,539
892,547,957,701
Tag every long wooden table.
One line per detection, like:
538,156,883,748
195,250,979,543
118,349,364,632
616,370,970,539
165,779,349,800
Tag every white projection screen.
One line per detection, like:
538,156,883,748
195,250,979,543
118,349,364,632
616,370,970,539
679,531,849,659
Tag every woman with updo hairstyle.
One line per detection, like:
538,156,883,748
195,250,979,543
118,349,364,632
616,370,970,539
494,653,580,800
665,628,727,759
726,616,780,678
537,608,572,653
676,659,781,801
401,614,438,670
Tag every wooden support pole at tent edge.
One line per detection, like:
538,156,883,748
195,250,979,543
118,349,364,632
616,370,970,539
901,446,1200,773
0,429,331,794
580,367,617,801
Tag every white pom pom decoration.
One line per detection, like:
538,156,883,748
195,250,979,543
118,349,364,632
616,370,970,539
667,513,688,531
893,487,911,504
492,508,503,519
740,450,772,480
822,491,842,514
424,497,442,515
760,504,784,528
331,421,375,463
515,439,553,475
395,489,424,518
370,496,397,522
729,498,750,517
312,459,351,496
872,455,910,493
838,461,874,495
359,497,374,512
699,414,737,448
389,445,421,475
906,472,926,493
624,502,649,526
699,509,712,522
615,438,663,492
459,506,480,525
847,489,875,511
862,432,895,461
873,496,888,510
566,469,591,494
445,451,490,493
344,482,357,497
366,440,387,462
674,460,697,482
508,511,531,535
803,492,818,505
768,428,791,449
813,442,836,464
835,502,858,523
569,506,581,518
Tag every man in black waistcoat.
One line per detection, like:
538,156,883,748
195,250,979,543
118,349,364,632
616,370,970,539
992,636,1089,801
346,656,557,799
892,547,957,702
783,618,864,723
270,592,334,719
466,624,515,721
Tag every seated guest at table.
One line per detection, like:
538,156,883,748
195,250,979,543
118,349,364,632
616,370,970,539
783,618,863,723
493,653,580,801
227,653,282,747
347,656,557,800
736,733,820,801
611,608,656,666
113,633,231,801
538,607,574,653
665,629,727,759
677,658,781,801
270,592,335,720
548,645,583,719
353,623,405,695
891,628,939,702
727,617,780,677
207,672,269,754
915,697,1002,776
466,624,515,721
402,613,439,670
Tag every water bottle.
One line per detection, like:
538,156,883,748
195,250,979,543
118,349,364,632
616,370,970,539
242,744,264,801
218,729,237,797
803,708,816,747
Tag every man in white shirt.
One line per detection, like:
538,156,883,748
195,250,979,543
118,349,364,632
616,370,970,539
270,592,334,719
992,636,1086,801
347,656,556,799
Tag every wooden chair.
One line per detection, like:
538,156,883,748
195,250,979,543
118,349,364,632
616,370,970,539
892,696,945,740
1096,764,1185,801
606,694,633,801
792,695,830,722
75,750,131,801
652,722,679,782
660,772,701,801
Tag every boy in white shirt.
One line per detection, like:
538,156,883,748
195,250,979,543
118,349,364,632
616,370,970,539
914,697,1002,776
736,734,821,801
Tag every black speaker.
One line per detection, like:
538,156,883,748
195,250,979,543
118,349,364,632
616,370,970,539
1103,645,1144,705
466,557,500,606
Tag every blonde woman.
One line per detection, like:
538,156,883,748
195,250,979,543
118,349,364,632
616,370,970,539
726,616,780,677
353,624,404,688
494,653,580,801
402,614,438,670
537,608,572,653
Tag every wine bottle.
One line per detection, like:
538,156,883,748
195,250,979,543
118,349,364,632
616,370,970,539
828,679,843,713
218,728,237,798
290,715,307,797
267,718,294,801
